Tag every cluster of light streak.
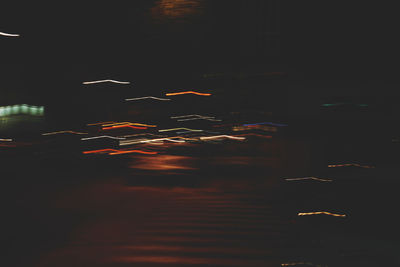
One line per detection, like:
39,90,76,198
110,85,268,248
81,135,126,141
297,211,346,218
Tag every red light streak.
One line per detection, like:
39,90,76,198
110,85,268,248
83,148,157,155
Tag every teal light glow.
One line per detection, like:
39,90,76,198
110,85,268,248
0,104,44,117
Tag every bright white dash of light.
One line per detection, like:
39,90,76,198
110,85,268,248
82,80,130,85
0,31,20,37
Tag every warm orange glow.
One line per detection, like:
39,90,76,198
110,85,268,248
298,211,346,217
165,91,211,96
102,125,148,130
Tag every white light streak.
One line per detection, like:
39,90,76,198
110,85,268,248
81,135,126,141
0,31,20,37
82,79,130,85
125,96,171,101
119,137,186,146
0,138,13,142
199,135,246,141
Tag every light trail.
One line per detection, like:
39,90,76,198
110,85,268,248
298,211,346,217
235,133,273,139
165,91,211,96
81,135,126,141
109,150,158,155
83,149,117,154
119,137,186,146
281,262,326,267
159,128,203,133
172,114,222,122
102,122,157,127
42,130,88,136
82,79,130,85
243,122,288,127
126,96,171,101
87,121,116,126
199,135,246,141
328,163,375,168
0,31,20,37
285,177,333,182
0,138,13,142
83,148,157,155
102,125,148,130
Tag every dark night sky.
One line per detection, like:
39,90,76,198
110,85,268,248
1,1,400,105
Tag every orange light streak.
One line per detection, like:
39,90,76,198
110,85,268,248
298,211,346,217
102,122,157,127
83,148,157,155
109,150,158,155
83,149,117,154
166,91,211,96
102,125,148,130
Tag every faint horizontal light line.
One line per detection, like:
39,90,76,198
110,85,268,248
159,128,203,132
243,122,288,127
285,177,332,182
165,91,211,96
0,138,13,142
200,135,246,141
109,149,158,155
42,130,88,136
81,135,126,141
282,262,325,267
0,31,20,37
126,96,171,101
87,121,116,126
328,163,375,168
82,79,130,85
298,211,346,217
